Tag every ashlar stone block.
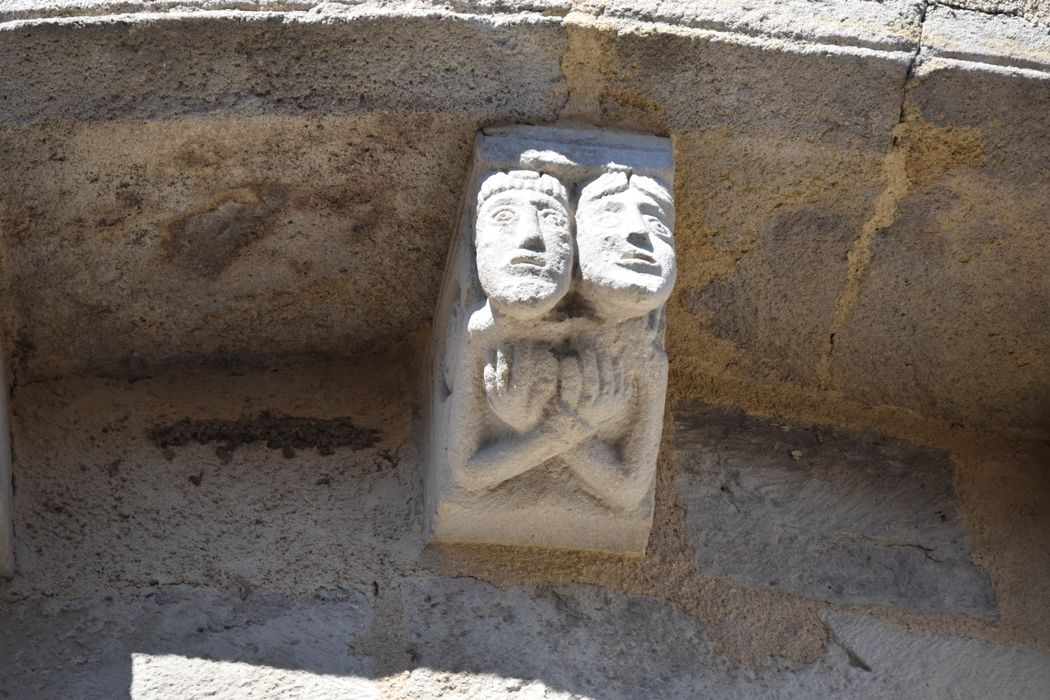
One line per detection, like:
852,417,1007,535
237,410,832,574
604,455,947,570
427,126,675,553
674,404,996,613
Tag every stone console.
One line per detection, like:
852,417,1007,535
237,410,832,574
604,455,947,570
426,126,675,553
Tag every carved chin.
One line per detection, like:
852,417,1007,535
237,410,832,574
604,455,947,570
581,272,672,317
484,277,565,317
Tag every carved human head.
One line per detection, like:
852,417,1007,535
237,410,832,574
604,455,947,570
575,171,676,320
474,170,573,319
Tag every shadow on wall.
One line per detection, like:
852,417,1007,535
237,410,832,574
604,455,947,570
3,572,1050,699
0,359,1045,698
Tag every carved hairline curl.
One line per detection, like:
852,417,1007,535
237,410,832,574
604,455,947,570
578,171,675,220
476,170,571,213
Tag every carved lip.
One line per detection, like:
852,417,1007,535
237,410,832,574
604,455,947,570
619,251,658,270
510,253,546,268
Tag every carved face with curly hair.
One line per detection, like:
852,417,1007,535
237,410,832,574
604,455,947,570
474,170,573,319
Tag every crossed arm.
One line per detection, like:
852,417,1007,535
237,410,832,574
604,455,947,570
449,335,665,512
561,351,667,511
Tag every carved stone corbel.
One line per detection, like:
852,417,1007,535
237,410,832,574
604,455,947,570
427,126,675,553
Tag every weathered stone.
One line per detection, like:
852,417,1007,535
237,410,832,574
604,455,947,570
428,127,675,553
0,348,11,578
397,577,1050,698
0,115,476,381
674,404,995,613
822,611,1050,699
6,360,421,598
0,2,1048,696
4,576,1047,699
0,586,377,699
573,0,924,51
0,11,568,124
828,9,1050,433
0,7,568,382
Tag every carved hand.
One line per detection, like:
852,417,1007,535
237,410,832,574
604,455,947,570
483,340,558,433
557,346,631,434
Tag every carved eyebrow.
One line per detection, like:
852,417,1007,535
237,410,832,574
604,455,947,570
479,192,565,210
638,199,669,220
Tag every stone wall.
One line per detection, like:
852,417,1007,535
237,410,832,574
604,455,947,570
1,0,1047,435
1,1,1049,697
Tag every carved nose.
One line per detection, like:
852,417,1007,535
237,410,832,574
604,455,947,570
627,229,653,251
517,212,545,252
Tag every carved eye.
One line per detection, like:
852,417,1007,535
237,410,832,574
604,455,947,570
490,207,517,224
645,215,671,237
540,209,567,227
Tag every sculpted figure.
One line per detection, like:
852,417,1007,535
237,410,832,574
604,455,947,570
445,170,576,490
560,171,675,511
428,126,675,553
445,169,675,512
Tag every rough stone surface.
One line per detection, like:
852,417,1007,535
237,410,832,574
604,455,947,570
675,404,995,613
821,610,1050,699
0,1,1049,696
939,1,1050,27
5,573,1049,698
0,11,569,124
0,0,1044,444
828,10,1050,432
922,5,1050,70
673,134,882,388
393,576,1050,698
7,359,421,598
0,587,378,699
0,362,1048,697
0,349,11,577
0,115,477,382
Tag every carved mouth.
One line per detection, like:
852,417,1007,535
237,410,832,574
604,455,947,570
622,251,657,264
619,252,659,271
510,254,546,268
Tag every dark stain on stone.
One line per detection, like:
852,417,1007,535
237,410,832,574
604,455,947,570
164,183,287,278
0,200,39,244
148,411,380,457
12,330,36,373
288,184,385,238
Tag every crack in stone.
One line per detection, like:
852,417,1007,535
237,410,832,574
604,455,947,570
815,1,928,389
934,1,1022,18
824,622,874,672
834,532,945,562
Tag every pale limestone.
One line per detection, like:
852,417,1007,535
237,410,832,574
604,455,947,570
427,126,674,553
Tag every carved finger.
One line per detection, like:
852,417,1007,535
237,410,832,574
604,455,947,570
533,347,558,400
495,342,512,397
483,357,498,396
596,350,614,401
613,356,626,398
580,347,599,402
509,341,526,390
560,355,582,411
